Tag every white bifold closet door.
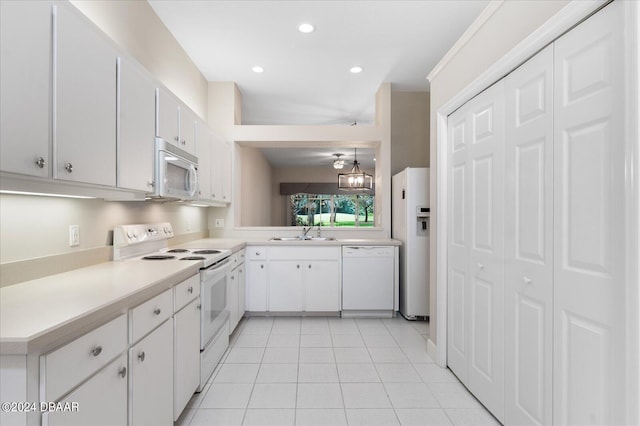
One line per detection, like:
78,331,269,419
552,2,626,425
447,81,505,423
504,45,554,426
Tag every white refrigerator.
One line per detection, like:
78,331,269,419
392,167,430,319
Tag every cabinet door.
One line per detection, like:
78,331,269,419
179,106,196,155
156,88,180,147
118,57,156,192
55,5,117,186
221,140,233,202
238,264,246,321
45,354,127,426
269,261,303,311
129,319,173,426
504,45,553,426
196,120,212,200
228,268,239,333
247,260,268,311
305,260,340,312
174,299,200,421
210,134,223,201
553,3,626,424
0,1,52,177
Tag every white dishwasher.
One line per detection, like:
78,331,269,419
342,246,395,315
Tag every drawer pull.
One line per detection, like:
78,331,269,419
35,157,46,168
308,265,311,269
188,286,194,294
64,162,73,173
297,264,300,269
90,346,102,357
260,265,264,269
523,276,532,285
255,252,261,256
477,263,484,270
118,366,127,378
153,308,161,315
138,351,146,362
197,304,202,310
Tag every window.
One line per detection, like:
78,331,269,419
289,193,374,227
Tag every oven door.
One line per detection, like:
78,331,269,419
200,257,231,349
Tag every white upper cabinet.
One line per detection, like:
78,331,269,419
118,57,156,192
179,106,197,155
55,4,118,186
0,1,53,178
211,136,232,204
155,88,180,147
156,88,197,156
195,120,212,200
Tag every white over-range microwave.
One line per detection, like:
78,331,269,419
152,137,199,200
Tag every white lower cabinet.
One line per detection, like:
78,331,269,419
228,250,246,333
44,354,128,426
173,298,200,421
247,246,341,313
129,319,173,426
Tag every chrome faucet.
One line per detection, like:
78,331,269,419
302,226,312,238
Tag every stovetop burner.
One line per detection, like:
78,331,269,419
192,250,222,255
167,249,190,253
141,255,176,260
180,256,206,261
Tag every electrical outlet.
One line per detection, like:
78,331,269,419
69,225,80,247
215,218,224,228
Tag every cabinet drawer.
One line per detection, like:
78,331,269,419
41,314,127,402
130,289,172,343
174,274,200,312
247,246,268,260
269,246,340,260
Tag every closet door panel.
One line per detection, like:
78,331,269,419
467,81,505,423
505,44,553,426
553,2,625,425
447,105,471,383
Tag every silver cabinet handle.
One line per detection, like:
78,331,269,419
197,304,202,310
118,366,127,378
297,265,300,269
308,265,311,269
153,308,161,315
35,157,46,169
173,136,179,142
188,286,193,294
64,163,73,173
90,346,102,357
523,277,532,284
231,276,235,280
255,252,261,256
260,264,264,269
181,139,186,145
138,351,145,362
477,263,484,270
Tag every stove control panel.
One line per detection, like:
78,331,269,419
114,223,174,247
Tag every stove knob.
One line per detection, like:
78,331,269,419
133,230,139,238
127,231,134,239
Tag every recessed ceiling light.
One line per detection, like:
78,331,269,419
298,23,315,33
252,65,264,73
350,66,363,74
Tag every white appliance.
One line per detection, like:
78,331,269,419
112,223,231,391
152,137,199,200
342,246,395,317
392,167,430,319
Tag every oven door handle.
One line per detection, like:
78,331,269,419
201,258,231,278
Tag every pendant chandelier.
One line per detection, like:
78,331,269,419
338,148,373,191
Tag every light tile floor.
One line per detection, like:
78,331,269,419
176,316,500,426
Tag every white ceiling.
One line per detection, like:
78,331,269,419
148,0,489,126
259,146,376,170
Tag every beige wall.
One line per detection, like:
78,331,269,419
427,0,570,346
70,0,208,118
391,91,430,176
238,146,273,227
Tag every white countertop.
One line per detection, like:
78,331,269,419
0,260,201,355
0,237,399,355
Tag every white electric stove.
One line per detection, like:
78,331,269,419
113,223,232,391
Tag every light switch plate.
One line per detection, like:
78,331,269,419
69,225,80,247
215,219,224,228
